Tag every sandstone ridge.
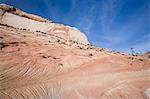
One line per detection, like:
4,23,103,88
0,4,89,45
0,4,150,99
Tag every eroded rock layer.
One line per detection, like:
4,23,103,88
0,23,150,99
0,4,89,45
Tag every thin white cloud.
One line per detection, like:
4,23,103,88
77,17,93,35
76,5,96,36
100,0,124,34
42,0,61,20
99,1,148,47
71,0,78,9
116,8,148,40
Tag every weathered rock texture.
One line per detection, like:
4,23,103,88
0,4,89,45
0,4,150,99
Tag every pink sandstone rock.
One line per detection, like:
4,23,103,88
0,4,89,45
0,4,150,99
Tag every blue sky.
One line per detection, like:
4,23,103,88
0,0,149,53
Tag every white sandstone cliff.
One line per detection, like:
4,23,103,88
0,4,89,44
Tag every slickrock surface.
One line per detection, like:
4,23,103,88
0,3,150,99
0,4,89,45
0,24,150,99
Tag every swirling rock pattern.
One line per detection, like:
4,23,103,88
0,23,150,98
